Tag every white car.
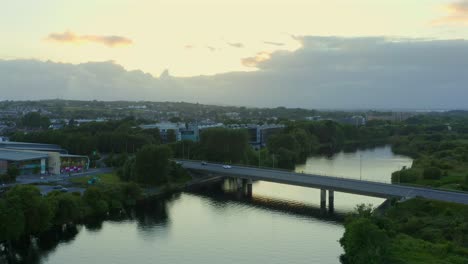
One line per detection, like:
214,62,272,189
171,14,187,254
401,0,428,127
222,165,232,169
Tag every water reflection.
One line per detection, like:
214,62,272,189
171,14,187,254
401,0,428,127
296,145,412,183
191,181,346,224
3,146,411,264
1,200,171,264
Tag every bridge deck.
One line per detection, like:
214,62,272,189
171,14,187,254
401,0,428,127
180,160,468,205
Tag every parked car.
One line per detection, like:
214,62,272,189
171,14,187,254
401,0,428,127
223,165,232,169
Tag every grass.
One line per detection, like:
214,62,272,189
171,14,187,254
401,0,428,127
70,173,122,186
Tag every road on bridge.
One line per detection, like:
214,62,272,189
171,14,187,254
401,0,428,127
179,160,468,205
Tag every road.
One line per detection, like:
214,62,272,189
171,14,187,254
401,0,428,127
179,160,468,205
35,185,85,195
0,168,113,190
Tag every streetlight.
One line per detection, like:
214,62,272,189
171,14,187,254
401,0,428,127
258,150,261,167
360,155,363,180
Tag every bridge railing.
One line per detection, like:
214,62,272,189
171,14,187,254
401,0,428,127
176,159,468,194
175,158,394,184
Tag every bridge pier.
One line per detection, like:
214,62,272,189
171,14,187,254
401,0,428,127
320,189,327,210
328,190,334,213
246,179,253,197
236,178,243,190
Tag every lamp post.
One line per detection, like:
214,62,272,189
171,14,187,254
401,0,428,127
359,154,362,181
258,150,261,168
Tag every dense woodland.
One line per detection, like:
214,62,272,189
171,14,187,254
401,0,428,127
0,184,142,262
341,199,468,264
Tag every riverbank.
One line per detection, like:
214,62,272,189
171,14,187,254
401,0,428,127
341,198,468,264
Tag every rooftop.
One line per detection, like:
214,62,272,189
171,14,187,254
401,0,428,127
0,149,48,161
0,141,66,153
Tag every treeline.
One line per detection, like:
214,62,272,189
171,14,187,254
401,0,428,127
117,145,190,185
167,121,397,169
0,184,142,257
389,114,468,190
19,112,51,129
169,128,257,165
11,117,161,155
340,199,468,264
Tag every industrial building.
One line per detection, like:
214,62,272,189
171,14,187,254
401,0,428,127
139,122,283,149
226,124,285,149
0,141,89,175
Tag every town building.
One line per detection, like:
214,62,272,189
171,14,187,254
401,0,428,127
0,142,89,175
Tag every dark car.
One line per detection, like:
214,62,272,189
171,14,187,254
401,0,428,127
53,185,63,189
201,161,208,166
60,187,69,192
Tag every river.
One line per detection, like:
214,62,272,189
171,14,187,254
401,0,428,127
36,145,411,264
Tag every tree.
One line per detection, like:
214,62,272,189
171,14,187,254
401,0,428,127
6,164,19,181
21,112,50,129
423,167,442,180
167,129,177,143
0,197,25,242
169,117,182,123
199,128,250,163
340,217,390,264
48,193,82,225
118,157,136,182
6,185,53,235
135,145,173,185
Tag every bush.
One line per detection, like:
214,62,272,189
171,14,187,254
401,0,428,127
423,167,442,180
391,169,420,183
7,165,20,180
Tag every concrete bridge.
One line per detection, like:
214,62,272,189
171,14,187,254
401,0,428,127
179,160,468,210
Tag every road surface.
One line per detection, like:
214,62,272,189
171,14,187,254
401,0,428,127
179,160,468,205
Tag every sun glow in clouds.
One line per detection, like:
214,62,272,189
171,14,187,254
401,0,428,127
47,31,133,47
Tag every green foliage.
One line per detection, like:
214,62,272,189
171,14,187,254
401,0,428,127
0,196,25,241
118,157,136,182
199,128,250,163
21,112,50,129
11,119,160,155
391,168,421,183
166,129,177,143
47,192,83,225
104,153,129,167
135,145,172,185
7,164,20,179
340,217,390,264
5,185,53,236
423,167,442,180
266,127,320,169
342,198,468,264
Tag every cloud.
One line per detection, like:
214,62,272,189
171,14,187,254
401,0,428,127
263,41,285,46
432,0,468,25
241,52,271,67
227,42,244,48
3,36,468,109
46,31,132,47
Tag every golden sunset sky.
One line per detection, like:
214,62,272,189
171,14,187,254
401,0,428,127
2,0,468,77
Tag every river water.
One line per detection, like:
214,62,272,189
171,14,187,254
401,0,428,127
38,145,411,264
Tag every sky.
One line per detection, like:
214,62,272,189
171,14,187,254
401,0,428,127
1,0,468,109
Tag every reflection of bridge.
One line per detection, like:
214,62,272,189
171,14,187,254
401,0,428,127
180,160,468,210
190,187,346,224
